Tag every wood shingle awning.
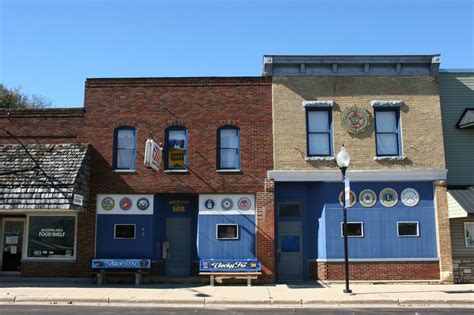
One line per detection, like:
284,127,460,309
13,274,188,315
0,143,90,211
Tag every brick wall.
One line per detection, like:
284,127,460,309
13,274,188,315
272,76,446,170
79,77,274,278
311,261,440,281
434,180,454,282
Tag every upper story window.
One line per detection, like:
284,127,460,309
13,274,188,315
217,126,240,170
165,126,187,170
306,108,332,156
374,108,401,156
113,127,136,170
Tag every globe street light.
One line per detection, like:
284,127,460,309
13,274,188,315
336,145,352,294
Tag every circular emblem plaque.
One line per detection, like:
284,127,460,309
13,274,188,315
101,197,115,211
379,188,398,207
238,197,251,211
342,106,370,134
221,198,234,210
137,197,150,211
119,197,133,210
204,199,215,210
359,189,377,207
339,191,357,207
401,188,420,207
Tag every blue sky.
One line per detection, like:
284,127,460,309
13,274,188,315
1,0,473,108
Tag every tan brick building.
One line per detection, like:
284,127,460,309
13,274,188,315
265,55,453,282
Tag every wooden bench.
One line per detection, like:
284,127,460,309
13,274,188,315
199,259,262,286
91,259,151,286
199,271,261,286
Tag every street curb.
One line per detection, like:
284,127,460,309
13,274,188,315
109,298,205,305
14,296,109,304
303,299,399,305
205,299,272,305
0,296,15,303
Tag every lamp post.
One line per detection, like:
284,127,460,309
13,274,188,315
336,145,352,294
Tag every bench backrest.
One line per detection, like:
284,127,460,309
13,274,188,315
91,259,151,270
199,259,261,272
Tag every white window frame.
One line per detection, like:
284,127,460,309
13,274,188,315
464,222,474,248
397,221,420,237
340,222,364,238
216,224,239,240
114,224,136,240
23,212,78,261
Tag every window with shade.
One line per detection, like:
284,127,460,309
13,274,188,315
306,108,332,156
165,126,188,170
113,127,136,170
217,126,240,170
374,108,402,156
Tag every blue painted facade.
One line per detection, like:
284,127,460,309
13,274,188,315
275,181,438,280
96,214,154,259
95,194,256,264
197,214,256,259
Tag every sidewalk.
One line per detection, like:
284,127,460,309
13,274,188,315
0,281,472,308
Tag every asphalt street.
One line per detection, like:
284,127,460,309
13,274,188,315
0,306,473,315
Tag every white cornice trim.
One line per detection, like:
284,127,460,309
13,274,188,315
267,169,447,182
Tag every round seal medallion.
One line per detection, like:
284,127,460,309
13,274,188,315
221,198,234,210
401,188,420,207
359,189,377,207
342,106,370,134
339,191,357,207
204,199,215,210
137,197,150,211
379,188,398,207
119,197,133,210
101,197,115,211
237,197,252,211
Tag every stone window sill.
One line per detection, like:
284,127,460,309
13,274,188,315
305,156,335,161
113,169,136,173
217,169,242,173
374,156,407,161
164,169,189,173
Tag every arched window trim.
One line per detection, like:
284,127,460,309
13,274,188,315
165,125,188,170
113,126,137,171
217,125,240,170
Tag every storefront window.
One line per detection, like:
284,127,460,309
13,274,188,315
27,216,76,259
465,222,474,248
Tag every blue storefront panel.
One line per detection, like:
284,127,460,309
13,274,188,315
275,181,438,280
197,214,256,259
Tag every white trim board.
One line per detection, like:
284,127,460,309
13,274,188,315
268,169,447,182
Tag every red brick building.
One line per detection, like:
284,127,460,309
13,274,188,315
0,77,275,282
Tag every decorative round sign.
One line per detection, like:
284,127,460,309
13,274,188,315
204,199,215,210
401,188,420,207
101,197,115,211
341,106,370,134
119,197,133,211
137,198,150,211
359,189,377,207
379,188,398,207
339,191,357,207
237,197,251,211
221,198,234,210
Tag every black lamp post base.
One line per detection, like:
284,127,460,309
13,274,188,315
343,289,353,294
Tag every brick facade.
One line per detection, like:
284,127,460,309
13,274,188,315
272,76,446,170
310,261,440,281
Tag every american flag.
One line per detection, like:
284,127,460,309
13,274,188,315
152,143,161,166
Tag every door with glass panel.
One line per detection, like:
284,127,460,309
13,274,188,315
1,219,25,271
277,204,303,281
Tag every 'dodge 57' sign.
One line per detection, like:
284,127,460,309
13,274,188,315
199,259,261,272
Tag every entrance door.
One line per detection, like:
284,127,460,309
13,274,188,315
278,221,303,281
165,217,191,276
1,219,25,272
